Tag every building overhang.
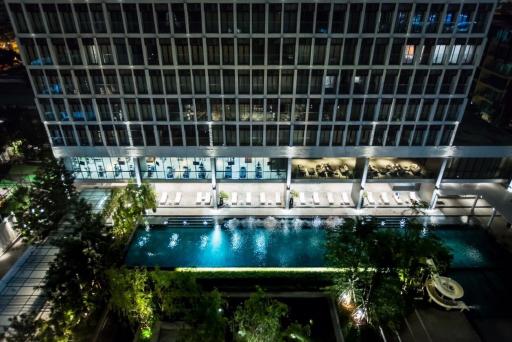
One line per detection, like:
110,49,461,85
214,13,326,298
51,146,512,159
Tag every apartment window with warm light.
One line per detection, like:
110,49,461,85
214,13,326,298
403,45,415,64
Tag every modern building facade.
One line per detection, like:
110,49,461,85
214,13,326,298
471,4,512,130
6,0,512,209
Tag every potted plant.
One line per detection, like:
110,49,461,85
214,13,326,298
289,190,299,208
219,191,229,206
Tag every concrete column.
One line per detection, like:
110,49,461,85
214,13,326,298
429,158,448,210
487,208,497,229
211,157,217,209
470,196,479,215
356,158,369,210
133,157,142,186
285,158,292,209
507,179,512,192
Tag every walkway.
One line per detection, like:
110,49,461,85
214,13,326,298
0,189,110,332
440,182,512,223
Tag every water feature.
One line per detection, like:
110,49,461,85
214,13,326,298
125,218,505,269
325,216,344,230
263,216,279,230
292,218,304,231
311,216,323,230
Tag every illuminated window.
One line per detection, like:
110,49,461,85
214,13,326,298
403,45,415,64
432,45,446,64
461,45,475,64
449,45,462,64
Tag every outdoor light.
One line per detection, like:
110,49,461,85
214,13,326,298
352,306,368,326
338,290,353,309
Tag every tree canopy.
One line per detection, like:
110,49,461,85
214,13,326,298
233,288,311,342
103,181,156,244
11,158,75,243
326,217,451,331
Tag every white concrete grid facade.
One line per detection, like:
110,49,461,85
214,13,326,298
5,0,498,153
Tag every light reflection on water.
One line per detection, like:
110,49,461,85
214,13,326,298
126,220,497,269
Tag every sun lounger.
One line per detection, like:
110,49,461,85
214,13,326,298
231,192,238,205
381,192,390,205
327,192,334,205
366,192,375,205
203,191,211,205
342,192,350,205
275,192,282,205
299,192,306,205
196,192,202,204
425,279,469,312
260,192,266,205
246,192,251,205
174,192,182,205
159,192,168,205
313,192,320,205
393,192,403,205
410,192,419,203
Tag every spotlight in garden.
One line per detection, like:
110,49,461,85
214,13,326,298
337,289,354,309
352,306,368,326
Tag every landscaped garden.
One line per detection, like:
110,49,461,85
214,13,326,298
1,157,454,341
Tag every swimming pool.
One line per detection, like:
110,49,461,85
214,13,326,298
124,217,502,269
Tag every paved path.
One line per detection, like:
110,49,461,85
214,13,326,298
0,244,56,329
0,189,110,332
400,308,481,342
440,182,512,223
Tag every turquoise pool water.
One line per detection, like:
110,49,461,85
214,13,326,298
125,218,500,269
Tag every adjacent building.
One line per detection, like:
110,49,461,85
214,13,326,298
5,0,511,209
471,4,512,130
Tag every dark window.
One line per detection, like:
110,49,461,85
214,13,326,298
300,4,314,33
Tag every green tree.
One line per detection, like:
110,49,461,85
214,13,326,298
103,181,156,244
150,270,227,342
3,311,74,342
326,217,451,331
107,267,155,339
13,158,75,243
41,199,114,335
233,288,310,342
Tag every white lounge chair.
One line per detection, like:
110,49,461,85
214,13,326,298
410,192,419,203
159,192,168,205
313,192,320,205
231,192,238,205
327,192,334,205
203,191,211,205
393,192,403,205
366,192,375,205
260,192,266,205
342,192,350,205
275,192,282,205
196,192,203,204
425,279,469,312
174,192,182,205
246,192,251,205
381,192,390,205
299,192,306,205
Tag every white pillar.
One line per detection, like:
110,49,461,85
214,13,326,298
487,208,497,229
507,179,512,192
211,157,217,209
285,158,292,209
356,159,369,210
470,196,479,215
133,157,142,186
429,158,448,210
